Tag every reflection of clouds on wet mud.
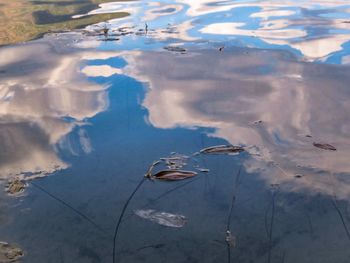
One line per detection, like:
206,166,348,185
121,48,350,199
0,38,110,179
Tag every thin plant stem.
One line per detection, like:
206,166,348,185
31,181,104,233
112,177,146,263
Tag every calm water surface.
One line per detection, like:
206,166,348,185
1,0,350,262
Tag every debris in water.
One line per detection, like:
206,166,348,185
145,22,148,34
149,170,197,181
163,46,187,53
225,231,236,247
244,145,262,157
6,178,25,194
313,142,336,151
145,161,161,178
100,38,120,42
197,168,210,173
200,145,245,155
160,155,188,169
135,209,186,228
0,242,23,262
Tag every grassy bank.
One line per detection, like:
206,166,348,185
0,0,129,46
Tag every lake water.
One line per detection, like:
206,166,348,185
1,0,350,262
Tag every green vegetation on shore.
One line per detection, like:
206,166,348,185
0,0,129,46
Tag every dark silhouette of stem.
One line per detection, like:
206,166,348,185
226,165,242,263
331,197,350,242
31,181,104,233
112,177,146,263
227,166,242,227
265,201,272,238
267,191,276,263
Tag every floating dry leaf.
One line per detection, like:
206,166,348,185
163,46,187,53
197,168,210,173
313,142,336,151
152,170,197,181
0,242,23,262
100,37,120,42
135,209,186,228
200,145,245,155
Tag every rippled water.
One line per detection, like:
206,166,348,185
1,0,350,262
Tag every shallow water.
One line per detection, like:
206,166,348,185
0,0,350,262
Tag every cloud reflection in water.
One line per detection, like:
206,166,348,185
120,48,350,199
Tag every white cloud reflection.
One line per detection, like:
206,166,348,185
0,36,110,179
86,0,350,62
121,48,350,199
